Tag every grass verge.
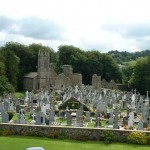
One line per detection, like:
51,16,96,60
0,136,149,150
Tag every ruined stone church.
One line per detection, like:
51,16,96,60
23,50,121,91
23,50,82,91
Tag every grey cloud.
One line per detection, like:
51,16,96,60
17,17,64,40
0,16,14,31
0,16,64,40
125,24,150,38
102,21,150,50
102,22,150,39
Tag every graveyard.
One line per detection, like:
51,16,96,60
0,85,150,145
0,87,149,129
0,49,150,143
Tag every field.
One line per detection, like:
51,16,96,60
0,136,149,150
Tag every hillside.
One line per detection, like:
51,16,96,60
108,50,150,64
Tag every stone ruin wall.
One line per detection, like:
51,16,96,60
55,73,72,90
69,73,82,87
92,74,101,90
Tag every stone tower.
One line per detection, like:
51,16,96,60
62,65,73,77
37,50,50,89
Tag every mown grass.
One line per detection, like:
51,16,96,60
0,136,149,150
13,92,25,98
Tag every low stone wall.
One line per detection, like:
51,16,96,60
0,123,150,142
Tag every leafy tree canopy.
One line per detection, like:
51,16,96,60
129,56,150,95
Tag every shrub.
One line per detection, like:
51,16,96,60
147,135,150,144
102,130,115,144
127,131,148,145
128,126,134,130
146,126,150,131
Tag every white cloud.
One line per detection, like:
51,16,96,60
0,0,150,52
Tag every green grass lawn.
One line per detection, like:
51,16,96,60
0,136,149,150
14,92,25,98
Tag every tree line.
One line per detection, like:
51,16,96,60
108,50,150,64
0,42,149,96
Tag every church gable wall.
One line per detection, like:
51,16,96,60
55,73,72,90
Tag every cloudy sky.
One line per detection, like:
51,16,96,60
0,0,150,52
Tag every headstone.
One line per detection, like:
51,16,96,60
41,112,46,125
113,108,120,129
128,112,134,127
25,90,29,102
46,103,50,110
16,105,21,113
9,102,14,111
85,111,91,122
4,101,9,111
143,113,148,128
30,109,36,124
108,117,114,125
19,108,25,115
35,112,46,125
66,111,72,126
137,119,143,130
59,110,65,119
1,112,9,123
75,110,83,127
36,112,42,125
19,114,25,124
20,99,24,105
136,103,141,114
49,109,55,125
41,103,47,115
145,91,149,106
123,116,129,125
131,94,136,109
0,103,5,112
108,112,114,125
94,116,101,128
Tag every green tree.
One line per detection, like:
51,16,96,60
0,52,6,75
100,54,122,83
58,45,122,84
0,51,15,96
122,64,134,84
1,42,27,90
1,42,57,91
0,75,15,96
2,50,19,90
129,56,150,95
58,45,86,73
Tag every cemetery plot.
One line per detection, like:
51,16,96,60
0,88,149,131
